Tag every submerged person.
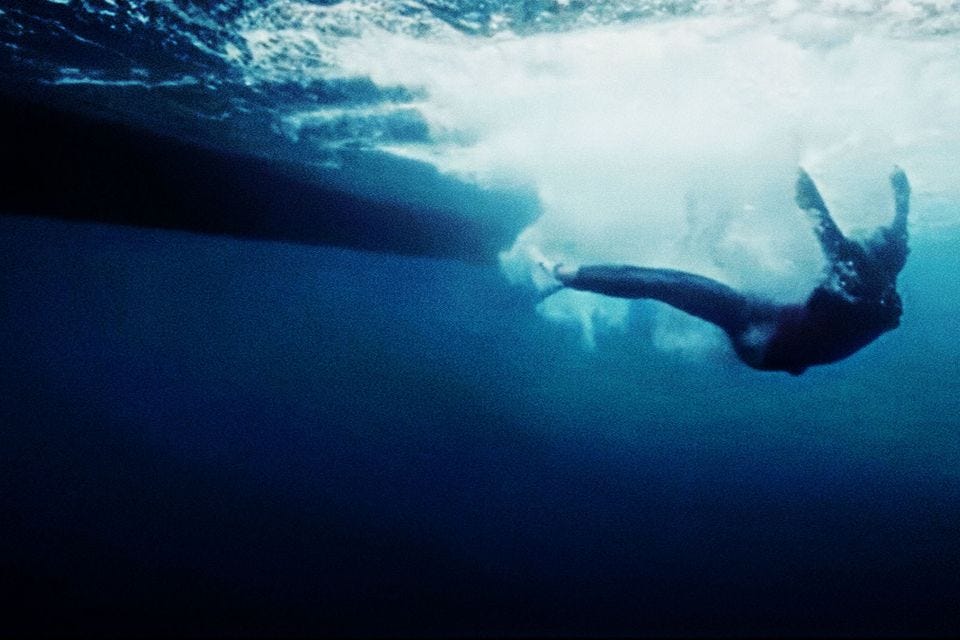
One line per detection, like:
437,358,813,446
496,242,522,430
541,168,910,375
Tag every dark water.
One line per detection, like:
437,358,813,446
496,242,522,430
3,0,960,637
2,214,958,636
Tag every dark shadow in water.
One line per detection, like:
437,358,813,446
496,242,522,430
0,92,539,264
1,218,958,637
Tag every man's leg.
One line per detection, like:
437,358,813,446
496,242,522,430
557,265,756,334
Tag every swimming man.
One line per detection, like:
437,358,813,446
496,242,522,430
543,168,910,375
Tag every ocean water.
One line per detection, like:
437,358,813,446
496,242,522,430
2,0,960,636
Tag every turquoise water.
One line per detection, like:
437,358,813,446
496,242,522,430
2,213,958,635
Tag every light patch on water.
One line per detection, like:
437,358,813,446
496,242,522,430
49,70,201,88
235,1,960,350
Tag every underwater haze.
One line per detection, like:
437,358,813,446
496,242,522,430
2,0,960,636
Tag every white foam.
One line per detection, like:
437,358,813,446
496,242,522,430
236,2,960,349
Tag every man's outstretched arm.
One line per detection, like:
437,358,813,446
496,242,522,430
870,166,911,277
796,168,853,264
890,166,910,236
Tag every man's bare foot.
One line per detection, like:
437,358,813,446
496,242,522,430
553,263,578,282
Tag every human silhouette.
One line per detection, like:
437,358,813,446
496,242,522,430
544,168,910,375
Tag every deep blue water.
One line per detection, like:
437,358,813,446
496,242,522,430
3,0,960,636
2,214,959,636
